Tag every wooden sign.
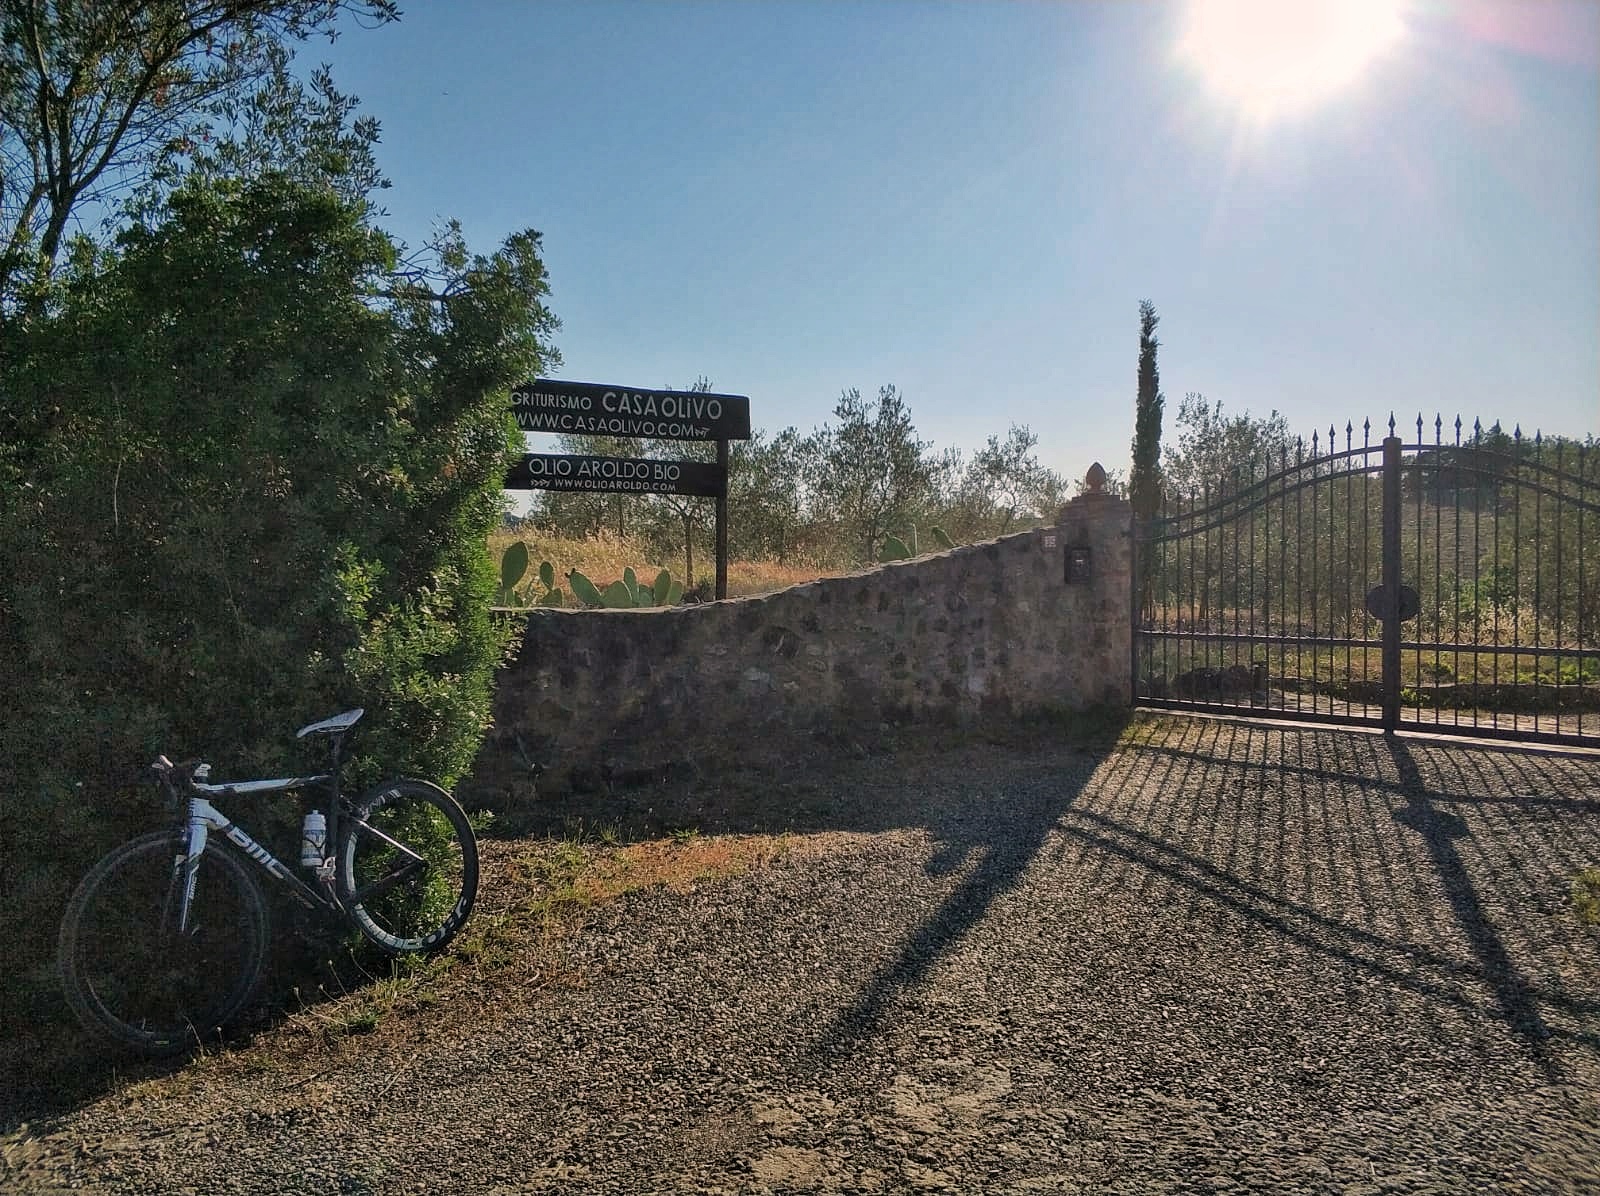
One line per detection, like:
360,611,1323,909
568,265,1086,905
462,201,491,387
507,377,750,599
511,379,751,442
505,453,726,498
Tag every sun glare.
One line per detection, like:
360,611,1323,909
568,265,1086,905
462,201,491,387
1178,0,1406,122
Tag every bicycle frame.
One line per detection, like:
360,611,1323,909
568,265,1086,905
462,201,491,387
176,775,343,928
170,770,433,934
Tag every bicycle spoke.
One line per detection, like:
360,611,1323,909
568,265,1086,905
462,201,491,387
339,780,478,956
351,857,428,906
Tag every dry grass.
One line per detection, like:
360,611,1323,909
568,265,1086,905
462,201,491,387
577,834,793,898
489,529,832,600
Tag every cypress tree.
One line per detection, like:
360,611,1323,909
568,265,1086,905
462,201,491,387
1131,300,1165,522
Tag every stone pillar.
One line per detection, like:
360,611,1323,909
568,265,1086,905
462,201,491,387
1056,463,1135,706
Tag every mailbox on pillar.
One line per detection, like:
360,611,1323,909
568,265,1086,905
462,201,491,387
1065,545,1092,584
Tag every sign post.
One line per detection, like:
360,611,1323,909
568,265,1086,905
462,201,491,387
715,437,730,600
507,380,752,598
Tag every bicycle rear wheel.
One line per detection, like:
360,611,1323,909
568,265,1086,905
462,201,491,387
337,779,478,956
58,830,269,1056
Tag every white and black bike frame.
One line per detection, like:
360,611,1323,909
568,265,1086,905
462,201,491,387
160,755,427,934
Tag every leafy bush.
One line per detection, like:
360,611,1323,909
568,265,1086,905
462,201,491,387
0,174,558,1005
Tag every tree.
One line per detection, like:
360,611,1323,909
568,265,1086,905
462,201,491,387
932,426,1064,544
1129,300,1165,523
728,426,825,564
0,0,397,306
968,424,1055,535
814,385,940,563
0,174,559,996
1161,393,1293,500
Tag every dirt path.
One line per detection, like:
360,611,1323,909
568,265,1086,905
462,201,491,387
5,716,1600,1193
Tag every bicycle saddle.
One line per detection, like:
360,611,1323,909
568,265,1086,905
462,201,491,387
296,708,364,739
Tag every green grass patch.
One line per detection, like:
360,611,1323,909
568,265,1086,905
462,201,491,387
1572,869,1600,925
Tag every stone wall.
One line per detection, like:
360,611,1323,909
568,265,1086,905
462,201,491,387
463,486,1131,806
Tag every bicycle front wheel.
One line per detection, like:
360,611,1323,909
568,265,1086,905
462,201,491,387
338,779,478,956
58,830,269,1056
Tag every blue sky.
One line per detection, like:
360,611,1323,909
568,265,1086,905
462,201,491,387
313,0,1598,485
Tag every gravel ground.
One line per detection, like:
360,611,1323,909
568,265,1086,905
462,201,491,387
5,714,1600,1194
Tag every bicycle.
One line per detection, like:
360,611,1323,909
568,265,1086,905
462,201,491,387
57,708,479,1056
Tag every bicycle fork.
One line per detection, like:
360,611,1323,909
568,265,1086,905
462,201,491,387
173,809,209,935
166,797,332,931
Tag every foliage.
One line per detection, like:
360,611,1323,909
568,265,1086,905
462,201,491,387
564,566,683,608
1162,393,1293,502
567,568,605,608
0,0,399,308
496,543,564,607
488,528,821,599
812,385,942,563
500,541,531,604
527,383,1065,571
878,525,955,562
728,425,829,564
0,173,559,998
976,427,1047,532
946,425,1062,538
1129,300,1165,522
879,535,913,563
1573,869,1600,926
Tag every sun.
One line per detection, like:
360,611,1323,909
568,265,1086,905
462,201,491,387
1177,0,1406,123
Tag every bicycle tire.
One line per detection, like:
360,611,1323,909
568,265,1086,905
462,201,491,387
337,779,478,956
58,829,269,1056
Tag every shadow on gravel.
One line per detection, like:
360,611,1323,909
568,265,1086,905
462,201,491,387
2,711,1128,1136
1385,735,1563,1080
1049,718,1600,1076
0,914,400,1134
804,723,1122,1066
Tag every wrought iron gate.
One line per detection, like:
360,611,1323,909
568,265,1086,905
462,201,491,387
1134,415,1600,748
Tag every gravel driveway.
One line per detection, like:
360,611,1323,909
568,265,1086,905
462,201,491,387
6,715,1600,1194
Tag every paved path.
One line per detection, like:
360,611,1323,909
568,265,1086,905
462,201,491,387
6,717,1600,1193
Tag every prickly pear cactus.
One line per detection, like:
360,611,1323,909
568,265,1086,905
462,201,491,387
568,569,604,607
879,535,912,563
499,541,531,605
565,566,687,607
